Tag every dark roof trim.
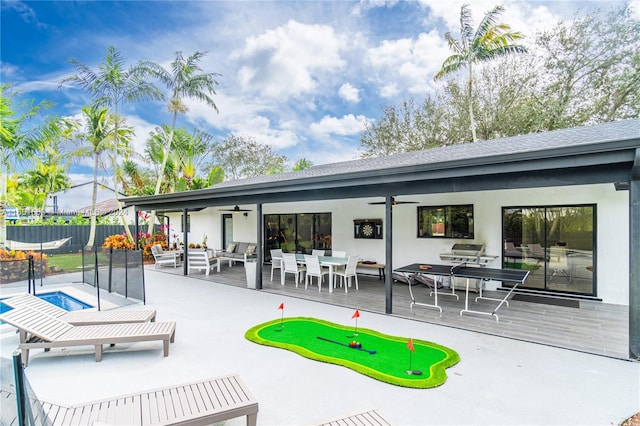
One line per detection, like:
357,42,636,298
123,119,640,211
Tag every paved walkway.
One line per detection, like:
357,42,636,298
1,269,638,425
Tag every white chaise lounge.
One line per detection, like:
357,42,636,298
2,374,258,425
3,293,157,325
0,306,176,366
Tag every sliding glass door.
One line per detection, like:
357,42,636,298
502,205,596,296
264,213,332,260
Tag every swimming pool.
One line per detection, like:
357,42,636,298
0,291,94,314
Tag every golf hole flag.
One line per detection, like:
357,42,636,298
352,309,360,319
407,338,415,352
278,303,284,310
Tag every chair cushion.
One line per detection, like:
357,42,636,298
235,242,249,254
226,243,237,253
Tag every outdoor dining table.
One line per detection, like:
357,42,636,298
273,254,348,293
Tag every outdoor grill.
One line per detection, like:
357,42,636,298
439,243,497,265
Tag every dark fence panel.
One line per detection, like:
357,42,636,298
82,248,146,304
5,225,159,254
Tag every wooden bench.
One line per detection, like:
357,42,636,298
4,374,259,425
357,262,386,280
318,409,391,426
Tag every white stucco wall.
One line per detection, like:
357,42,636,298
170,183,629,305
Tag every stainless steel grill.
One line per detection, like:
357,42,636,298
439,243,497,265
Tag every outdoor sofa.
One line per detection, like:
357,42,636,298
217,242,257,266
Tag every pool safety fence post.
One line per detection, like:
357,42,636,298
94,249,101,311
27,256,35,296
12,350,27,425
124,249,129,299
108,247,113,293
140,249,147,305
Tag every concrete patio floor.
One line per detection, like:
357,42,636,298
1,268,638,425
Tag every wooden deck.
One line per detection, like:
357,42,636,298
160,263,629,359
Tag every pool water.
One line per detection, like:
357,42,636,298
0,291,93,314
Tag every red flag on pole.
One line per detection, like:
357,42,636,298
407,338,415,353
352,309,360,319
278,303,284,310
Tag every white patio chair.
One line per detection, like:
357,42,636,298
334,256,359,293
151,244,179,268
281,253,306,287
312,249,325,256
270,249,283,281
304,255,329,292
331,251,347,274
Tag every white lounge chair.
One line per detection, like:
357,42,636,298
0,306,176,366
150,244,180,268
187,249,220,275
3,373,258,425
318,409,390,426
2,293,157,325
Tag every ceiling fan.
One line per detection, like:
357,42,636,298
218,205,252,213
368,197,418,206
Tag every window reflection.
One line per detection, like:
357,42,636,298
418,205,474,239
502,205,595,296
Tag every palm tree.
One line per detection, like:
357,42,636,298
434,4,527,142
71,105,133,249
61,46,163,240
0,85,62,244
139,51,221,233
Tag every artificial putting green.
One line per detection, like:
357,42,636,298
244,317,459,388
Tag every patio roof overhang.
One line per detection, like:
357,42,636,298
123,119,639,211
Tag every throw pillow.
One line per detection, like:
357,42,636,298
246,244,256,254
226,243,236,253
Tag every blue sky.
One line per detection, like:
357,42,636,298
2,0,634,193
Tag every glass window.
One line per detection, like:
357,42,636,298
502,205,595,296
417,205,474,239
264,213,331,260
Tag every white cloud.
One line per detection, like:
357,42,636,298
233,20,346,99
351,0,400,16
310,114,367,136
338,83,360,103
366,29,448,98
380,83,399,99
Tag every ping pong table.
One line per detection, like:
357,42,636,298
394,263,530,320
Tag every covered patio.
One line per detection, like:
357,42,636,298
156,263,629,359
126,119,639,360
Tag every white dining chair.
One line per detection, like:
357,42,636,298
331,251,347,274
270,249,283,281
334,256,359,293
311,249,325,256
282,253,306,287
304,255,329,292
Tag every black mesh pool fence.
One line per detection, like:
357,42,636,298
82,248,146,304
1,351,52,426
